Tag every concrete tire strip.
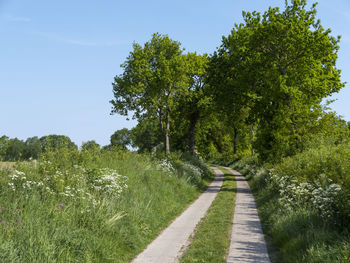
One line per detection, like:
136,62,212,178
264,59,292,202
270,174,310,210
131,167,224,263
225,167,271,263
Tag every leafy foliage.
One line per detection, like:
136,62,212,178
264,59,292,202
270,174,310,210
110,128,132,150
1,138,26,161
232,138,350,262
81,140,101,151
40,135,77,152
210,0,344,161
110,33,188,154
130,118,163,153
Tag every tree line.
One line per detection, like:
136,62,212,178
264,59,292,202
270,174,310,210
0,135,76,161
110,0,350,163
0,132,143,161
2,1,349,163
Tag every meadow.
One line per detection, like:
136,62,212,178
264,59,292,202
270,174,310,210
0,148,212,262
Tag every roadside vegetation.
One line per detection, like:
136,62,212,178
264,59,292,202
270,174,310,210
0,147,212,262
232,138,350,262
180,167,236,263
1,0,350,262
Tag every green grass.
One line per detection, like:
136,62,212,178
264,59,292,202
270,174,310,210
232,155,350,263
0,149,213,262
179,167,236,263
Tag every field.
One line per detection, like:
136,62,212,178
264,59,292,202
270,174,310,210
0,148,212,262
0,162,15,170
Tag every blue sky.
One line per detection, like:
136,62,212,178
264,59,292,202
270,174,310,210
1,0,349,147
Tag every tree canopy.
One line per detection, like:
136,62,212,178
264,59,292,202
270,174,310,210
209,0,344,161
110,128,132,150
110,33,189,154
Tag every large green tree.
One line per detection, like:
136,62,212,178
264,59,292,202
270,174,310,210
110,33,188,154
208,26,253,157
211,0,344,161
175,53,210,156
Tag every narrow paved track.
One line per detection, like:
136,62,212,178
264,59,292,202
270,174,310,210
225,167,270,263
131,167,224,263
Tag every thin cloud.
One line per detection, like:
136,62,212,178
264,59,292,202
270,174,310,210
3,14,31,22
33,31,98,46
32,31,124,47
57,37,98,47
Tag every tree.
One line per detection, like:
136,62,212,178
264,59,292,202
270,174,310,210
110,128,132,150
0,135,9,160
208,25,254,157
131,118,163,153
212,0,344,161
23,136,42,159
110,33,188,154
40,135,77,152
174,53,211,156
3,138,26,161
81,140,100,151
312,111,350,143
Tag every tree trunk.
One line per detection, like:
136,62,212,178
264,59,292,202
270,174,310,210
233,125,238,154
250,125,255,156
189,111,200,156
165,111,170,155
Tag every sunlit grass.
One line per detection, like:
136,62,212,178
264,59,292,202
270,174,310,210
180,167,236,263
0,149,212,262
232,144,350,263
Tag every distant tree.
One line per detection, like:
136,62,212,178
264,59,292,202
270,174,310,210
40,135,77,152
110,33,188,154
0,135,9,160
101,145,113,151
110,128,132,150
23,136,42,159
4,138,26,161
131,119,163,153
81,140,100,151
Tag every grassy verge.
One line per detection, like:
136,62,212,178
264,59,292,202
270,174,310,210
0,149,213,262
179,167,236,263
232,154,350,263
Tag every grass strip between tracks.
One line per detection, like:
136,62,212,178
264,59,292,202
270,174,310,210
180,167,236,263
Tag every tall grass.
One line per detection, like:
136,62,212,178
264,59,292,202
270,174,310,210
0,148,212,262
232,140,350,262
